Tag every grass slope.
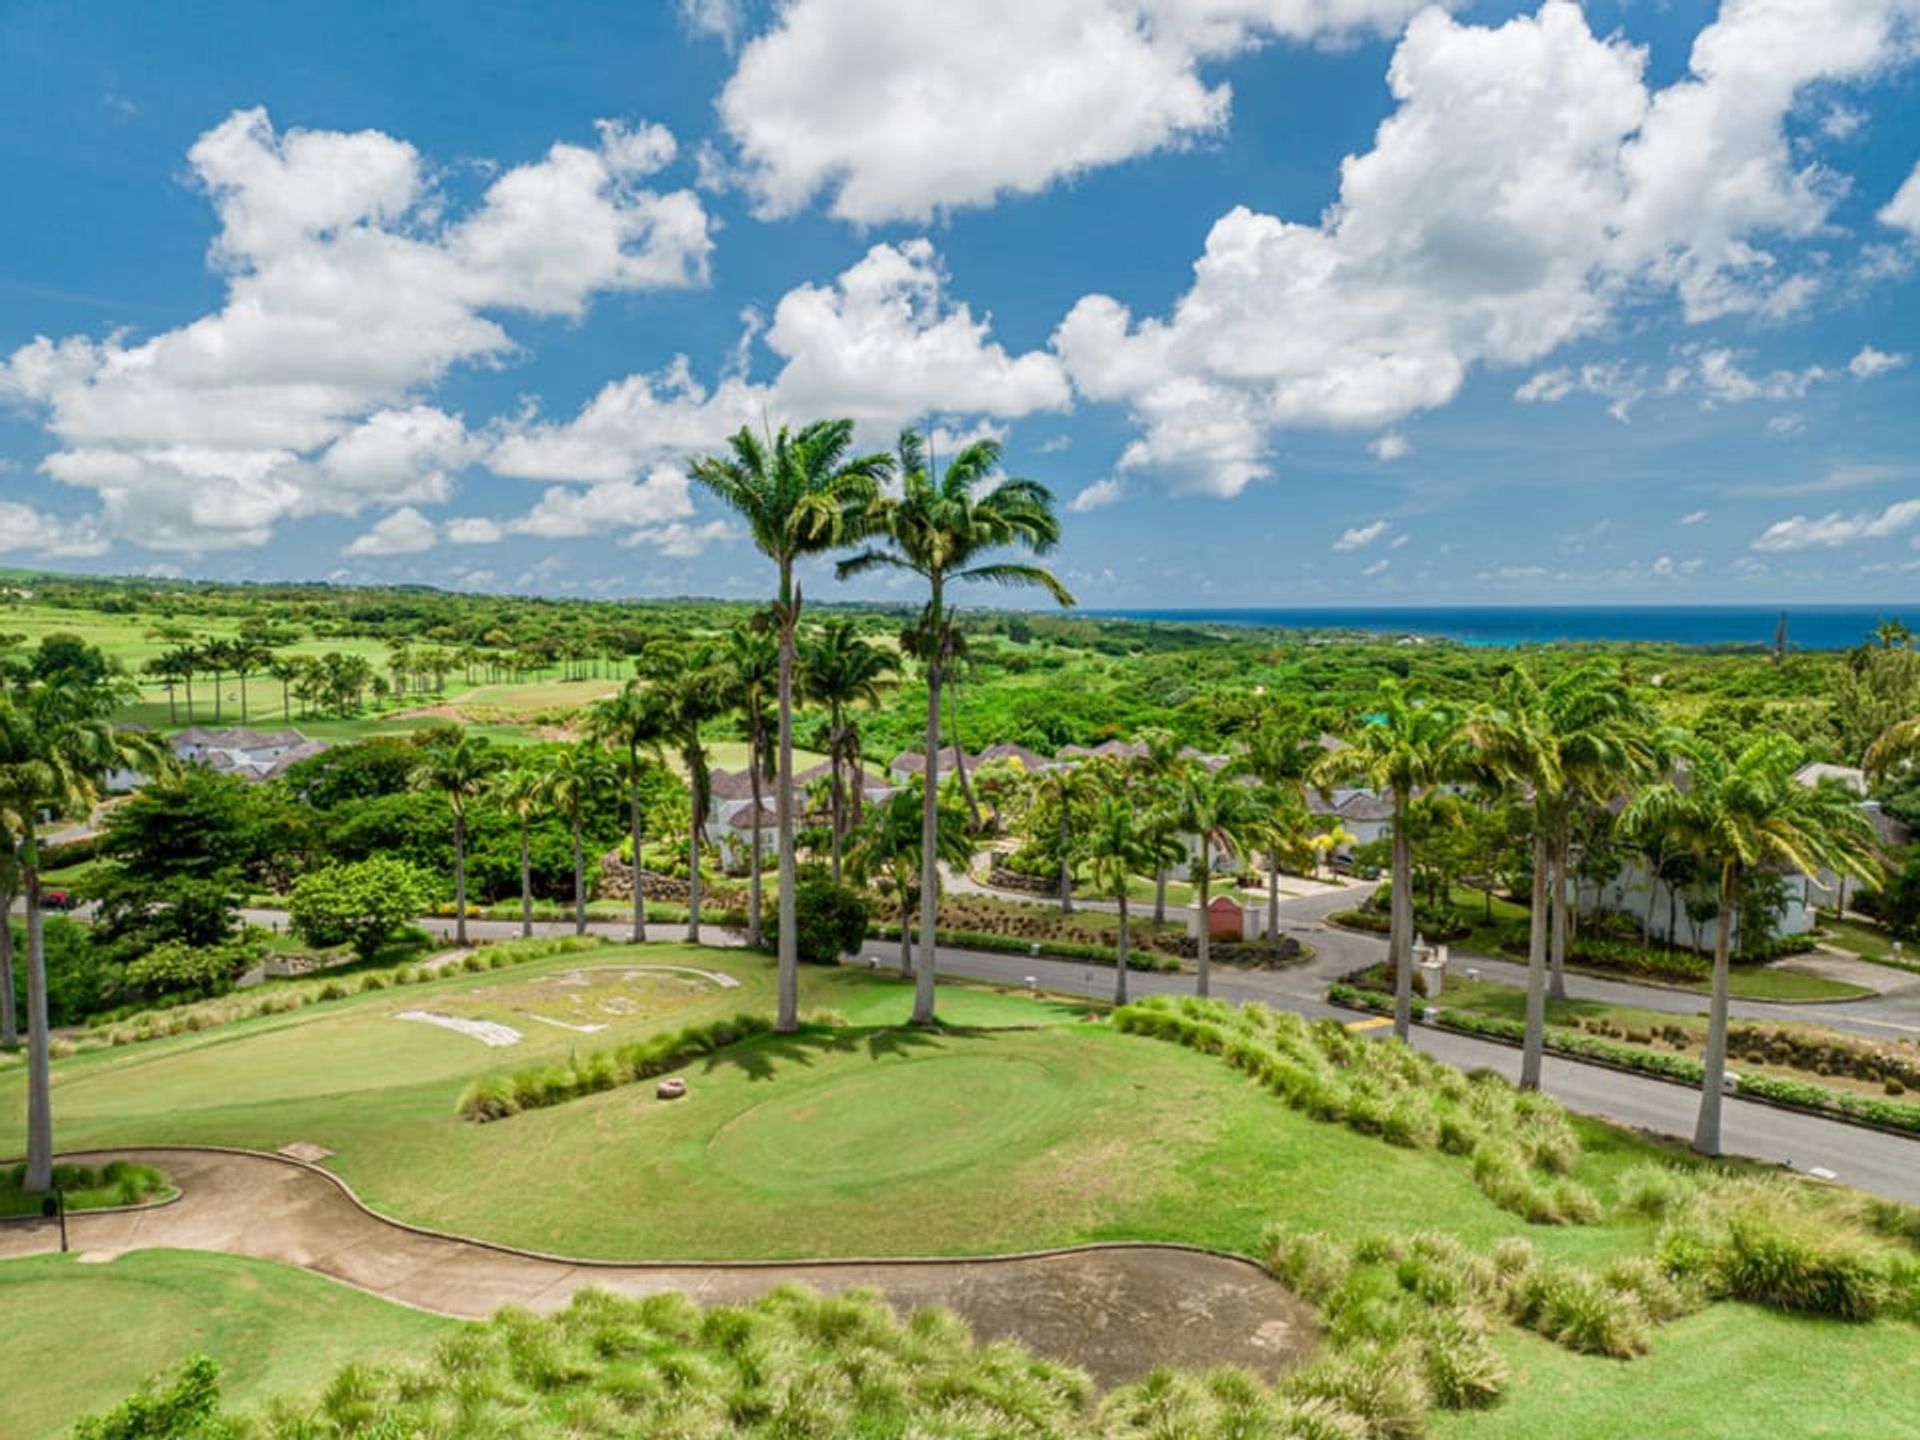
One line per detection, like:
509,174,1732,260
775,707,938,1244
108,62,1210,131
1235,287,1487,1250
0,1249,452,1440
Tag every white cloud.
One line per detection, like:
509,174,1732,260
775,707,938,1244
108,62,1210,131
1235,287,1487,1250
0,502,109,557
1881,160,1920,235
1694,348,1831,405
445,516,504,545
1850,345,1911,378
1388,532,1411,549
344,505,438,556
493,239,1069,482
1333,519,1389,551
1765,413,1807,436
679,0,744,47
1751,497,1920,550
618,518,738,556
1821,103,1866,140
1361,558,1390,577
489,467,735,555
0,108,711,552
1069,478,1125,512
1368,432,1411,461
1679,509,1709,526
1054,0,1920,496
716,0,1433,224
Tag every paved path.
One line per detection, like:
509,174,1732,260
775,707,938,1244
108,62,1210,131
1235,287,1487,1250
0,1148,1314,1387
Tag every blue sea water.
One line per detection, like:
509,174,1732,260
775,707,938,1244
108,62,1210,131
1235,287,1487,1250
1089,606,1920,651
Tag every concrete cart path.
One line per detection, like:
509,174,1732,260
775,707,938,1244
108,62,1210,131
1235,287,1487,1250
0,1147,1315,1388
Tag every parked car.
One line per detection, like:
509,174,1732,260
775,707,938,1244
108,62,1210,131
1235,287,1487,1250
42,889,75,911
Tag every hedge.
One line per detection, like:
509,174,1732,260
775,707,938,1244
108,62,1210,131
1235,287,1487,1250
1326,984,1920,1137
866,922,1180,971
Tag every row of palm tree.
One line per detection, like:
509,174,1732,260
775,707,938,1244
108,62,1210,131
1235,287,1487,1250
691,421,1073,1030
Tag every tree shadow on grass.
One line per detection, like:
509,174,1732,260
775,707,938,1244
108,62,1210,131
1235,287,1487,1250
697,1024,963,1084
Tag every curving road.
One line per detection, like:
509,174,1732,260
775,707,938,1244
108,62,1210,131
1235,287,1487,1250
0,1147,1314,1387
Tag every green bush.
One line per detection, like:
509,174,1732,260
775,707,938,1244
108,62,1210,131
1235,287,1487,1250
768,870,872,965
72,1355,226,1440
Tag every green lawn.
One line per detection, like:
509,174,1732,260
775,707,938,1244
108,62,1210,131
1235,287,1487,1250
1819,914,1920,973
0,1249,453,1440
1431,1306,1920,1440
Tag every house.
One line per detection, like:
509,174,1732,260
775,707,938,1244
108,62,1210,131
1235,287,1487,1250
888,746,978,781
703,762,895,867
976,742,1050,773
113,725,330,790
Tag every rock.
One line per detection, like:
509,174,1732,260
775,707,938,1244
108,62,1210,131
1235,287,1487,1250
656,1077,687,1100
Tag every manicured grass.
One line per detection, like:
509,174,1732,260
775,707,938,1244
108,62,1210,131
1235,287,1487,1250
0,1249,452,1440
1820,914,1920,973
1430,1306,1920,1440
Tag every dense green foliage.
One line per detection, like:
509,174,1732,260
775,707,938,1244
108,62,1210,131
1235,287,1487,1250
287,858,433,962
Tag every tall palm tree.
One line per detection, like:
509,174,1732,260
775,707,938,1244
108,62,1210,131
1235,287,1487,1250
690,419,892,1032
839,429,1074,1024
1865,713,1920,786
656,648,733,944
491,765,546,939
0,676,170,1191
1620,734,1880,1155
1465,663,1655,1086
1026,762,1099,914
722,624,779,944
0,833,18,1049
800,619,897,881
409,728,501,948
1083,774,1179,1006
539,741,617,937
1315,681,1466,1041
1129,728,1188,925
1239,712,1322,940
1167,760,1263,998
585,678,671,944
848,781,973,977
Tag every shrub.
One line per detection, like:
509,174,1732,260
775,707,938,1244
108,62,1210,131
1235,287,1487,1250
72,1355,224,1440
459,1014,775,1121
769,870,873,965
1614,1163,1700,1220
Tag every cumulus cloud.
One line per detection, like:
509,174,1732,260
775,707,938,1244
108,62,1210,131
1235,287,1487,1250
344,505,439,556
1881,160,1920,235
1850,345,1911,378
1333,519,1389,551
494,239,1069,482
1054,0,1920,497
445,516,505,545
716,0,1433,223
0,108,711,551
0,502,109,558
1751,497,1920,550
1069,478,1125,512
1369,432,1411,461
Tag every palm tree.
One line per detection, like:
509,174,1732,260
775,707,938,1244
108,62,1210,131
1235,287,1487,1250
839,429,1073,1024
539,741,617,937
143,653,187,724
800,619,897,881
1865,713,1920,787
1026,762,1099,914
585,678,671,944
1620,734,1880,1155
722,624,778,944
848,781,973,977
1465,663,1655,1087
1167,761,1263,998
1239,712,1322,940
1083,776,1178,1006
1129,728,1188,925
656,648,733,944
690,419,892,1032
0,675,170,1191
409,728,501,948
0,835,18,1049
1315,681,1466,1041
491,765,546,939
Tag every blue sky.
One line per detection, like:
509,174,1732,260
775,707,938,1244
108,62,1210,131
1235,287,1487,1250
2,0,1918,608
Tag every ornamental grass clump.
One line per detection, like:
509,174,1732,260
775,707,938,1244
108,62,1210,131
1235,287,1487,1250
1114,996,1599,1225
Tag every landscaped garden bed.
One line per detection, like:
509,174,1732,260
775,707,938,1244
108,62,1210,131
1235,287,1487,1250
1,1160,171,1217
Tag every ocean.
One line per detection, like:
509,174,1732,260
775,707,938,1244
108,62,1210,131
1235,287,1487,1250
1089,606,1920,651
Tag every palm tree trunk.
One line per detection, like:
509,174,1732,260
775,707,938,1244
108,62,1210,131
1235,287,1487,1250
166,683,177,725
1058,807,1073,915
1695,869,1737,1156
1154,868,1167,926
747,738,764,948
23,830,53,1192
1549,826,1570,1001
571,816,587,936
1115,892,1131,1006
946,682,983,831
1196,838,1213,999
1268,857,1280,940
239,670,249,723
0,880,17,1049
1520,828,1550,1089
775,596,799,1032
453,814,469,947
1390,799,1414,1041
686,806,703,944
184,671,195,720
915,648,941,1026
630,772,648,944
212,668,223,721
899,893,914,976
518,823,532,940
828,713,844,884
